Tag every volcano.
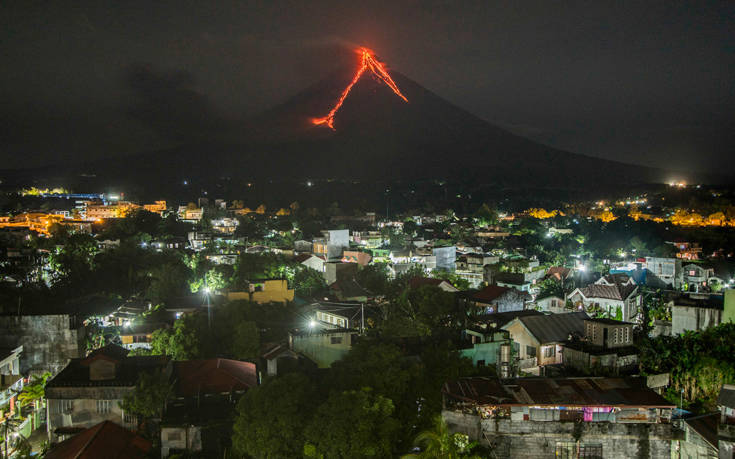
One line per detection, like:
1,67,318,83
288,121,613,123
241,52,667,187
5,48,680,193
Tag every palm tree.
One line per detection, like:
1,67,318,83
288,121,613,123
402,416,482,459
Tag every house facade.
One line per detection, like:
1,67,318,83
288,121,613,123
471,285,531,314
567,278,640,321
45,345,169,443
502,312,588,373
563,318,638,375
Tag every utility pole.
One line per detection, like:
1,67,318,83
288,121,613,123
361,303,365,334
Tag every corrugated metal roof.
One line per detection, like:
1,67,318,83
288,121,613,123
517,311,588,343
443,376,675,408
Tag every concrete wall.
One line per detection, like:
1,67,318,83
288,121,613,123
678,421,718,459
672,306,722,335
0,315,84,374
443,410,678,458
290,331,356,368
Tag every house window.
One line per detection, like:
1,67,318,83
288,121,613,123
612,328,618,344
54,399,74,414
579,443,603,458
624,327,630,343
543,346,554,358
96,400,111,414
330,336,343,344
526,345,536,358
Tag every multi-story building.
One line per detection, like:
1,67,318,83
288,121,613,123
45,345,169,443
442,376,680,458
643,256,683,288
563,318,638,375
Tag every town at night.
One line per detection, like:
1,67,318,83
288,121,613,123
1,1,734,458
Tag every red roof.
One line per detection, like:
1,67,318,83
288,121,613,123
473,285,511,302
173,358,257,397
46,421,151,459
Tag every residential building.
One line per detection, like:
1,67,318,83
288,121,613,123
328,279,371,302
546,266,572,283
502,312,588,374
211,217,239,235
324,261,358,285
643,256,682,288
119,324,163,350
442,377,679,458
567,277,640,321
312,229,349,261
294,253,326,273
178,206,203,222
718,384,735,458
289,329,358,368
459,328,517,377
45,421,151,459
470,285,531,314
683,263,715,292
311,302,375,331
677,413,719,459
160,359,257,457
433,246,456,271
143,200,167,215
0,312,85,375
45,344,169,443
534,295,567,314
563,318,638,375
0,346,23,411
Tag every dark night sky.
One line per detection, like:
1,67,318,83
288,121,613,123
1,1,733,175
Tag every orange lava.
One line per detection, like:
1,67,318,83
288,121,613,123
312,47,408,129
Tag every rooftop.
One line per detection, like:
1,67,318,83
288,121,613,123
46,345,168,388
443,377,675,408
172,358,257,397
513,311,589,344
45,421,151,459
578,283,637,301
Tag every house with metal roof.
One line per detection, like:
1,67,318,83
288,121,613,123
442,376,680,458
502,312,588,373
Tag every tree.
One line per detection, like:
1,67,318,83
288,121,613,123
402,415,481,459
293,266,327,297
356,264,391,296
474,204,498,227
17,372,51,408
232,373,321,458
150,315,201,360
119,370,173,421
233,321,260,360
304,389,401,458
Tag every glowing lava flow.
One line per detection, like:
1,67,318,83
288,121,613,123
312,48,408,129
